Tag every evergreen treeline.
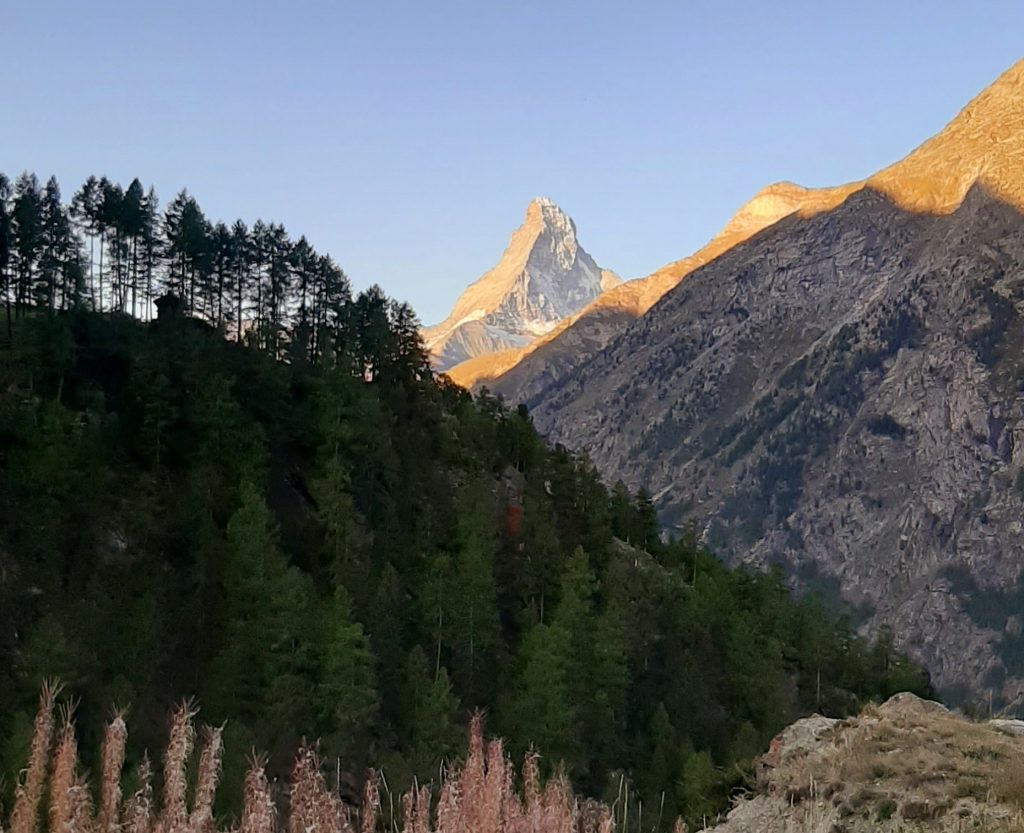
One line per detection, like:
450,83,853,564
0,173,930,828
0,172,360,359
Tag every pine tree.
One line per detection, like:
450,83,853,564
401,645,462,775
140,186,161,317
12,172,42,316
0,174,13,340
589,600,629,774
635,488,660,551
206,481,314,736
249,220,269,347
38,177,80,312
183,198,211,316
211,222,232,329
387,299,431,383
70,176,102,309
290,235,316,360
609,481,635,543
163,190,210,313
426,484,501,704
291,235,315,327
230,219,250,342
506,620,576,769
163,189,188,300
550,547,628,779
313,253,351,363
313,449,367,591
98,178,125,311
640,704,679,824
318,588,379,757
352,285,391,380
677,746,721,826
121,178,146,317
265,223,291,355
37,176,61,310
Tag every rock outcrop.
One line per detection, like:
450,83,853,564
423,198,619,370
487,60,1024,702
708,693,1024,832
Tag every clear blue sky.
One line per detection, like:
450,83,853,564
4,1,1023,325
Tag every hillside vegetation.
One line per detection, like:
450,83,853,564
0,173,928,828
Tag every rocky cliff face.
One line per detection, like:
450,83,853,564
490,60,1024,702
423,198,619,370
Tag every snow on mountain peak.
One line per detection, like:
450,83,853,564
422,199,620,370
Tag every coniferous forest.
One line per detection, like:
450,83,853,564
0,173,931,828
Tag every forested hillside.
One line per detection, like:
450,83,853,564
0,173,929,828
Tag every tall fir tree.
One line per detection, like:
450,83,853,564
11,172,42,316
0,175,12,339
230,219,250,342
318,587,379,759
70,176,102,309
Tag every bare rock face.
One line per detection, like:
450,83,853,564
423,198,619,370
500,60,1024,703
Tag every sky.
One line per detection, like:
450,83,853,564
4,1,1024,325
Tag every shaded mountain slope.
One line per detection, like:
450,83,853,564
529,182,1024,701
486,59,1024,703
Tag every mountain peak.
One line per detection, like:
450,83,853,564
528,195,560,211
422,199,620,370
524,196,576,238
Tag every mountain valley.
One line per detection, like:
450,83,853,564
447,60,1024,705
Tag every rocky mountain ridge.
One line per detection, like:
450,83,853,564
423,197,619,370
484,60,1024,702
451,59,1024,394
447,181,835,393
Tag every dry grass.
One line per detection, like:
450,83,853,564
0,694,618,833
721,694,1024,832
98,713,128,833
9,682,60,833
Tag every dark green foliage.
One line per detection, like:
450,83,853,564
0,286,929,825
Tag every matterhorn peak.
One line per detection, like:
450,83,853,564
524,196,576,236
529,195,559,210
422,199,620,370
